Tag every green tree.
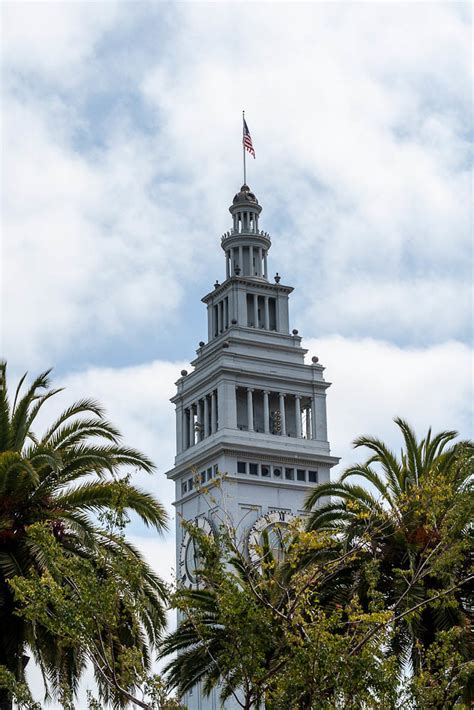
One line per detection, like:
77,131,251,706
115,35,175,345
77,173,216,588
0,363,168,709
160,519,404,709
305,418,473,702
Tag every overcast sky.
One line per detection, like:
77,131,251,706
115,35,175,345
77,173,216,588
2,1,473,706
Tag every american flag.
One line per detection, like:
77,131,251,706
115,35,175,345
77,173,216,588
243,118,255,158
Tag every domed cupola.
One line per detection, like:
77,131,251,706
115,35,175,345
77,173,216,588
221,185,271,279
232,184,259,205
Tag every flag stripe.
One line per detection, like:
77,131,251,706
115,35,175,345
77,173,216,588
243,118,255,158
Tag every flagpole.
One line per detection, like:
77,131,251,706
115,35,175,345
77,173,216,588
242,110,246,185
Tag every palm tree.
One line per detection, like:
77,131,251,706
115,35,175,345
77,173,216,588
0,362,168,709
159,530,291,710
305,418,473,696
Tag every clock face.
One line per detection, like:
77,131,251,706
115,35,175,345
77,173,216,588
179,517,214,588
247,511,298,565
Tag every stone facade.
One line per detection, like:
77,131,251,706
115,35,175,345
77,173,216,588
165,184,339,709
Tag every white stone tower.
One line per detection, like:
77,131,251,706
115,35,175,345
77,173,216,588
166,184,339,709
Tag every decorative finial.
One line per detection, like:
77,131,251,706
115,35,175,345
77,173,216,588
311,356,319,364
180,369,188,377
292,329,298,336
214,280,220,289
274,273,281,284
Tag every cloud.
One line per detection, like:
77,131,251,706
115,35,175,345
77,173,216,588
2,3,471,373
305,336,473,473
2,2,119,85
141,3,472,344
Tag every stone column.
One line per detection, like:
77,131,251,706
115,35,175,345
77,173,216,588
263,390,270,434
305,406,311,439
253,294,259,328
258,247,263,276
247,388,254,432
279,393,286,436
188,405,195,447
264,296,270,330
217,301,222,333
311,397,317,440
211,391,217,433
203,396,209,438
226,251,230,279
249,245,254,274
264,251,268,279
238,245,243,273
295,396,302,437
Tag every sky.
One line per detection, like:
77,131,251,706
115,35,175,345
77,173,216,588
1,1,473,706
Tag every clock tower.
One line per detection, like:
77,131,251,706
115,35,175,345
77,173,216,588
166,184,339,709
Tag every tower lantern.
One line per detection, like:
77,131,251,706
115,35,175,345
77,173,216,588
222,184,270,279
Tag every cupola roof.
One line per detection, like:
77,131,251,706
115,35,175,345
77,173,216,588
232,184,258,205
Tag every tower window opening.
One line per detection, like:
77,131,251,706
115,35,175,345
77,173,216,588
261,465,269,477
308,470,318,483
237,461,247,474
246,293,254,326
273,467,281,478
249,463,258,475
207,467,212,480
297,469,306,482
181,481,187,494
269,298,277,330
285,468,294,480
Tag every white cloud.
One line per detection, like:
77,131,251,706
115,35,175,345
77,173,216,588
2,3,471,370
141,3,472,343
2,2,119,85
305,336,473,474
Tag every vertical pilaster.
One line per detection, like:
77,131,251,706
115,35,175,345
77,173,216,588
207,306,213,341
264,251,268,279
279,393,286,436
253,294,258,328
226,251,230,279
264,296,270,329
176,403,183,454
263,390,270,433
311,397,317,440
313,393,328,441
295,396,302,438
238,245,243,272
217,301,222,333
203,396,209,438
211,391,217,433
247,388,254,432
189,405,195,447
217,379,237,429
305,406,311,439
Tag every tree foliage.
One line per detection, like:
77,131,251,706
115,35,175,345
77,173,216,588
161,420,473,709
0,363,169,709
